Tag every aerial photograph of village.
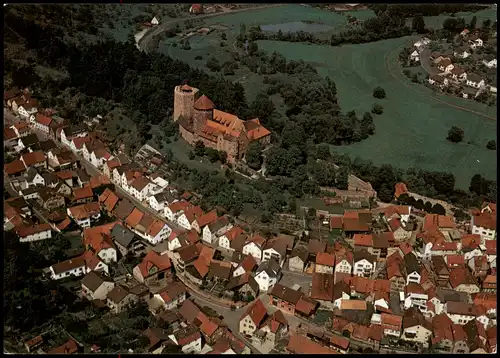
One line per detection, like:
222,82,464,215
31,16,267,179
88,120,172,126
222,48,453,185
3,3,497,354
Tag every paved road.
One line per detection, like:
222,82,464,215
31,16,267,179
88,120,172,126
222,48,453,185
137,4,284,53
419,46,439,76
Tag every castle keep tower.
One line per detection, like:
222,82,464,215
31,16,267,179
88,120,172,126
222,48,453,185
193,95,214,134
173,83,198,122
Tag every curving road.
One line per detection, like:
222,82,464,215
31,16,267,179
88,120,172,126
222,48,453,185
137,4,284,53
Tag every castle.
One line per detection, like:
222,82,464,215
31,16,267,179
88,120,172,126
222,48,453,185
174,83,271,163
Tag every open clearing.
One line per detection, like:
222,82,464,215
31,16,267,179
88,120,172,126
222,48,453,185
255,37,496,189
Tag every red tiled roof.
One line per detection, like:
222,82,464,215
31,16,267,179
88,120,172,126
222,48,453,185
485,240,496,255
104,191,120,212
474,293,496,311
424,214,456,231
238,254,257,272
4,160,27,175
21,151,46,166
387,263,403,279
330,216,343,229
343,218,370,232
449,267,477,288
72,136,91,149
82,222,118,251
68,202,101,220
130,176,151,192
196,209,218,228
48,339,78,354
245,119,272,141
4,127,17,141
241,299,267,326
159,281,186,303
15,223,51,237
354,234,373,247
194,95,214,110
287,334,338,354
56,217,72,231
73,186,94,200
394,182,408,198
451,324,467,342
433,240,458,252
388,218,402,231
330,335,350,350
167,200,191,214
193,258,210,278
136,251,171,278
461,234,481,250
316,252,335,267
445,254,465,267
196,312,221,337
147,219,167,237
81,250,103,271
399,242,413,255
105,158,121,171
381,313,403,329
249,234,266,247
310,273,335,301
224,226,245,242
183,205,203,223
56,170,75,180
35,113,53,127
473,212,496,230
87,175,111,189
481,202,496,214
126,208,145,227
405,283,425,295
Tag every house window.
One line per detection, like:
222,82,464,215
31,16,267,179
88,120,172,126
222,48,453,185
158,272,165,280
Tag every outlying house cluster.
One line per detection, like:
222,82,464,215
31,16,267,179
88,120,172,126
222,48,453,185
425,30,497,98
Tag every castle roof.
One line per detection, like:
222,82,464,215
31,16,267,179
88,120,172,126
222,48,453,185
181,84,193,92
194,95,214,110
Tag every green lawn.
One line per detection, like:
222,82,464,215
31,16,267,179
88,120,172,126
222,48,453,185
162,139,224,173
256,37,497,189
297,198,345,216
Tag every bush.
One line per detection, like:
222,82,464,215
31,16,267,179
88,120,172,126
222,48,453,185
194,55,203,60
373,86,386,99
446,126,464,143
206,57,221,72
371,103,384,115
486,140,496,150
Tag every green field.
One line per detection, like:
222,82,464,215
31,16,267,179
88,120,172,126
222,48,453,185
405,9,498,29
203,4,348,28
255,37,496,189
